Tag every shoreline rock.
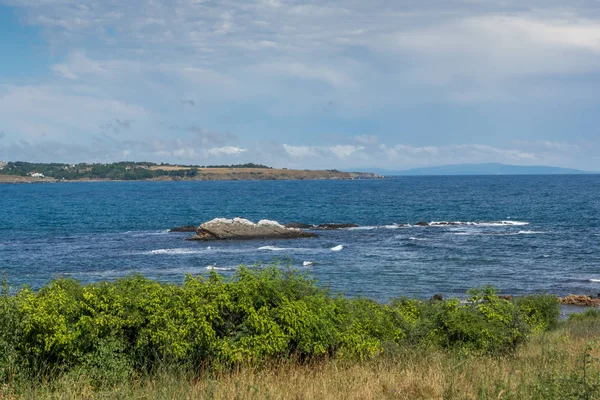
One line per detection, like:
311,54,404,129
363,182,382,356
560,294,600,307
187,218,318,241
168,225,198,233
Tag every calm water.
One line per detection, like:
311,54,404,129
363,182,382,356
1,176,599,301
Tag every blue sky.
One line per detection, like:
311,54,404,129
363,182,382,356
1,0,600,170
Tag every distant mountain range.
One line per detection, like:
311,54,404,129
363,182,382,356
357,163,597,176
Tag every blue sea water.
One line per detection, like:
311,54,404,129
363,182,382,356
1,176,599,301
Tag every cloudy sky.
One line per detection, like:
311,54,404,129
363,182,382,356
1,0,600,170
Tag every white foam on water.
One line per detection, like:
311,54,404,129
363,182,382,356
347,226,377,230
144,248,205,255
206,266,235,271
590,279,600,283
348,223,407,230
384,224,403,229
453,231,544,237
331,245,344,252
128,230,171,237
303,261,314,266
429,221,529,227
258,246,291,251
257,246,320,253
409,237,427,241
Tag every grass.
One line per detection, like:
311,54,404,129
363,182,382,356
3,311,600,399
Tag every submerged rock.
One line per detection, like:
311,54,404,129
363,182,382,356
284,222,359,230
284,222,312,229
168,225,198,233
314,223,359,230
188,217,318,241
415,221,430,227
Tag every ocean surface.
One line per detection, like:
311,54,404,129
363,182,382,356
1,176,599,301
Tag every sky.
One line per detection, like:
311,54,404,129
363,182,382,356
0,0,599,170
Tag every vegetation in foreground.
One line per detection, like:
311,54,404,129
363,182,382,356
2,266,600,399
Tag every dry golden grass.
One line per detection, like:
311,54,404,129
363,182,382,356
9,317,600,400
147,166,367,180
148,166,192,171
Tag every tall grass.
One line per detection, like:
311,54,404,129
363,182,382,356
4,315,600,399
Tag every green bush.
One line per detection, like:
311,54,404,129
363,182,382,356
0,266,562,386
514,294,561,333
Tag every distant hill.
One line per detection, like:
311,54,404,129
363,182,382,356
360,163,596,176
0,161,382,182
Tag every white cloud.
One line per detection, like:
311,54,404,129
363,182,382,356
2,0,600,169
283,144,316,158
329,145,364,159
0,84,147,141
207,146,247,156
253,62,355,88
353,135,378,145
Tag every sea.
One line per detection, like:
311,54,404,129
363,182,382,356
1,175,599,302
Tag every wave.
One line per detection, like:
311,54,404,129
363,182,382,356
257,246,324,253
331,245,344,252
303,261,314,266
409,237,428,241
347,221,529,230
348,224,407,230
143,248,205,255
126,230,170,237
205,266,235,271
428,221,529,227
258,246,291,251
453,230,544,236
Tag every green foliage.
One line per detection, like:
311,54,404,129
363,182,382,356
514,294,561,333
0,267,561,388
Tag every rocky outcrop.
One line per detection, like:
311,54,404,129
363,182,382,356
188,218,318,241
560,295,600,307
415,221,430,227
284,222,312,229
168,225,198,233
314,223,359,230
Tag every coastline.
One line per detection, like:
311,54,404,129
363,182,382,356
0,168,383,184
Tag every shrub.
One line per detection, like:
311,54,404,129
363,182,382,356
0,267,562,386
514,294,561,333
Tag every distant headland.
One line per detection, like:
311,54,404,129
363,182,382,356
0,161,382,183
360,163,597,176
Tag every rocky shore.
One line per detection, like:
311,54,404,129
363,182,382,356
560,294,600,307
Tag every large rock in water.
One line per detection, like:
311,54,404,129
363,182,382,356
188,218,318,241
